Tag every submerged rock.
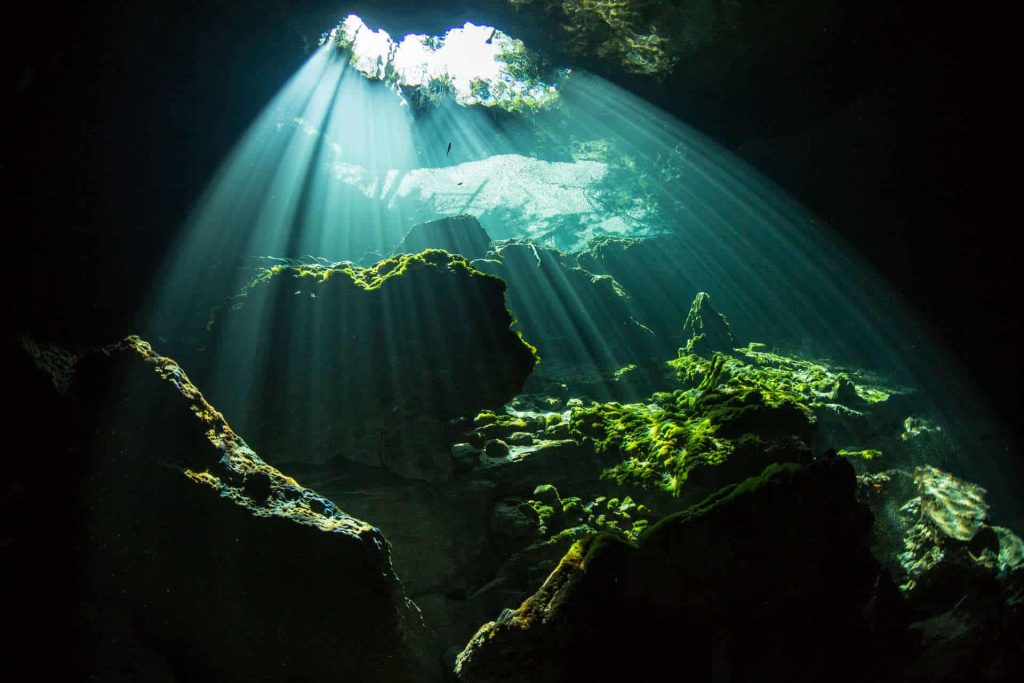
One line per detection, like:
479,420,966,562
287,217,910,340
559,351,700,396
14,336,438,681
681,291,735,356
858,466,1024,680
574,235,696,340
860,465,1024,597
454,456,896,682
393,215,493,261
204,250,537,480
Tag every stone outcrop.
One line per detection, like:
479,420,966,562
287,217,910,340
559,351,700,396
393,215,493,261
454,454,902,682
13,336,439,681
297,401,613,657
858,466,1024,680
204,250,537,480
681,291,735,356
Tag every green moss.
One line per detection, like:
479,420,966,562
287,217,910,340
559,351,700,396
526,485,652,543
612,363,636,380
238,250,499,297
568,381,805,497
230,251,541,372
668,342,896,412
640,462,803,541
513,0,676,76
837,448,884,461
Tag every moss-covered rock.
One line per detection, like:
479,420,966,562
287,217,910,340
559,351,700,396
568,384,813,497
666,293,923,471
204,249,538,480
15,336,438,681
454,455,898,683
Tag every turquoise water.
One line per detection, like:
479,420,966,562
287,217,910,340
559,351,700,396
9,6,1019,681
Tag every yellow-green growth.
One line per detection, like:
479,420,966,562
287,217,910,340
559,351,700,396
837,448,883,461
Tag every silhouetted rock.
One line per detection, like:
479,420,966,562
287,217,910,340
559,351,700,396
14,336,439,682
454,455,907,683
682,291,735,356
204,250,537,480
575,235,695,341
394,215,493,261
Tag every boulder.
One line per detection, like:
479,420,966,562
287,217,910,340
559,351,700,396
574,235,695,342
455,455,905,683
859,465,1024,601
393,215,493,261
203,250,537,480
11,336,439,681
857,466,1024,680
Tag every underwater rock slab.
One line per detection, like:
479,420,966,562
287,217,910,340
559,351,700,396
454,455,896,683
205,250,537,480
13,336,439,681
394,215,493,261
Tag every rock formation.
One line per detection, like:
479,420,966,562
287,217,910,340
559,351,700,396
13,336,439,681
454,455,899,682
393,215,493,262
204,250,537,480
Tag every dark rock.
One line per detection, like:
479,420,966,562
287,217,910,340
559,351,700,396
832,376,867,405
451,442,482,473
485,439,510,457
574,235,695,342
454,457,904,683
491,500,538,538
452,442,482,458
505,431,534,446
203,250,537,481
857,466,1024,680
682,291,735,356
859,466,1024,605
393,215,493,261
299,428,610,657
14,336,439,681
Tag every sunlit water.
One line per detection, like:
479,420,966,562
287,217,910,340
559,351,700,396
140,20,1017,512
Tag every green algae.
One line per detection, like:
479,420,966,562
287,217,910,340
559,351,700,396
242,249,499,294
510,0,676,76
669,343,894,411
568,385,810,496
562,291,903,497
226,250,540,368
612,363,637,380
526,483,652,543
837,448,884,461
